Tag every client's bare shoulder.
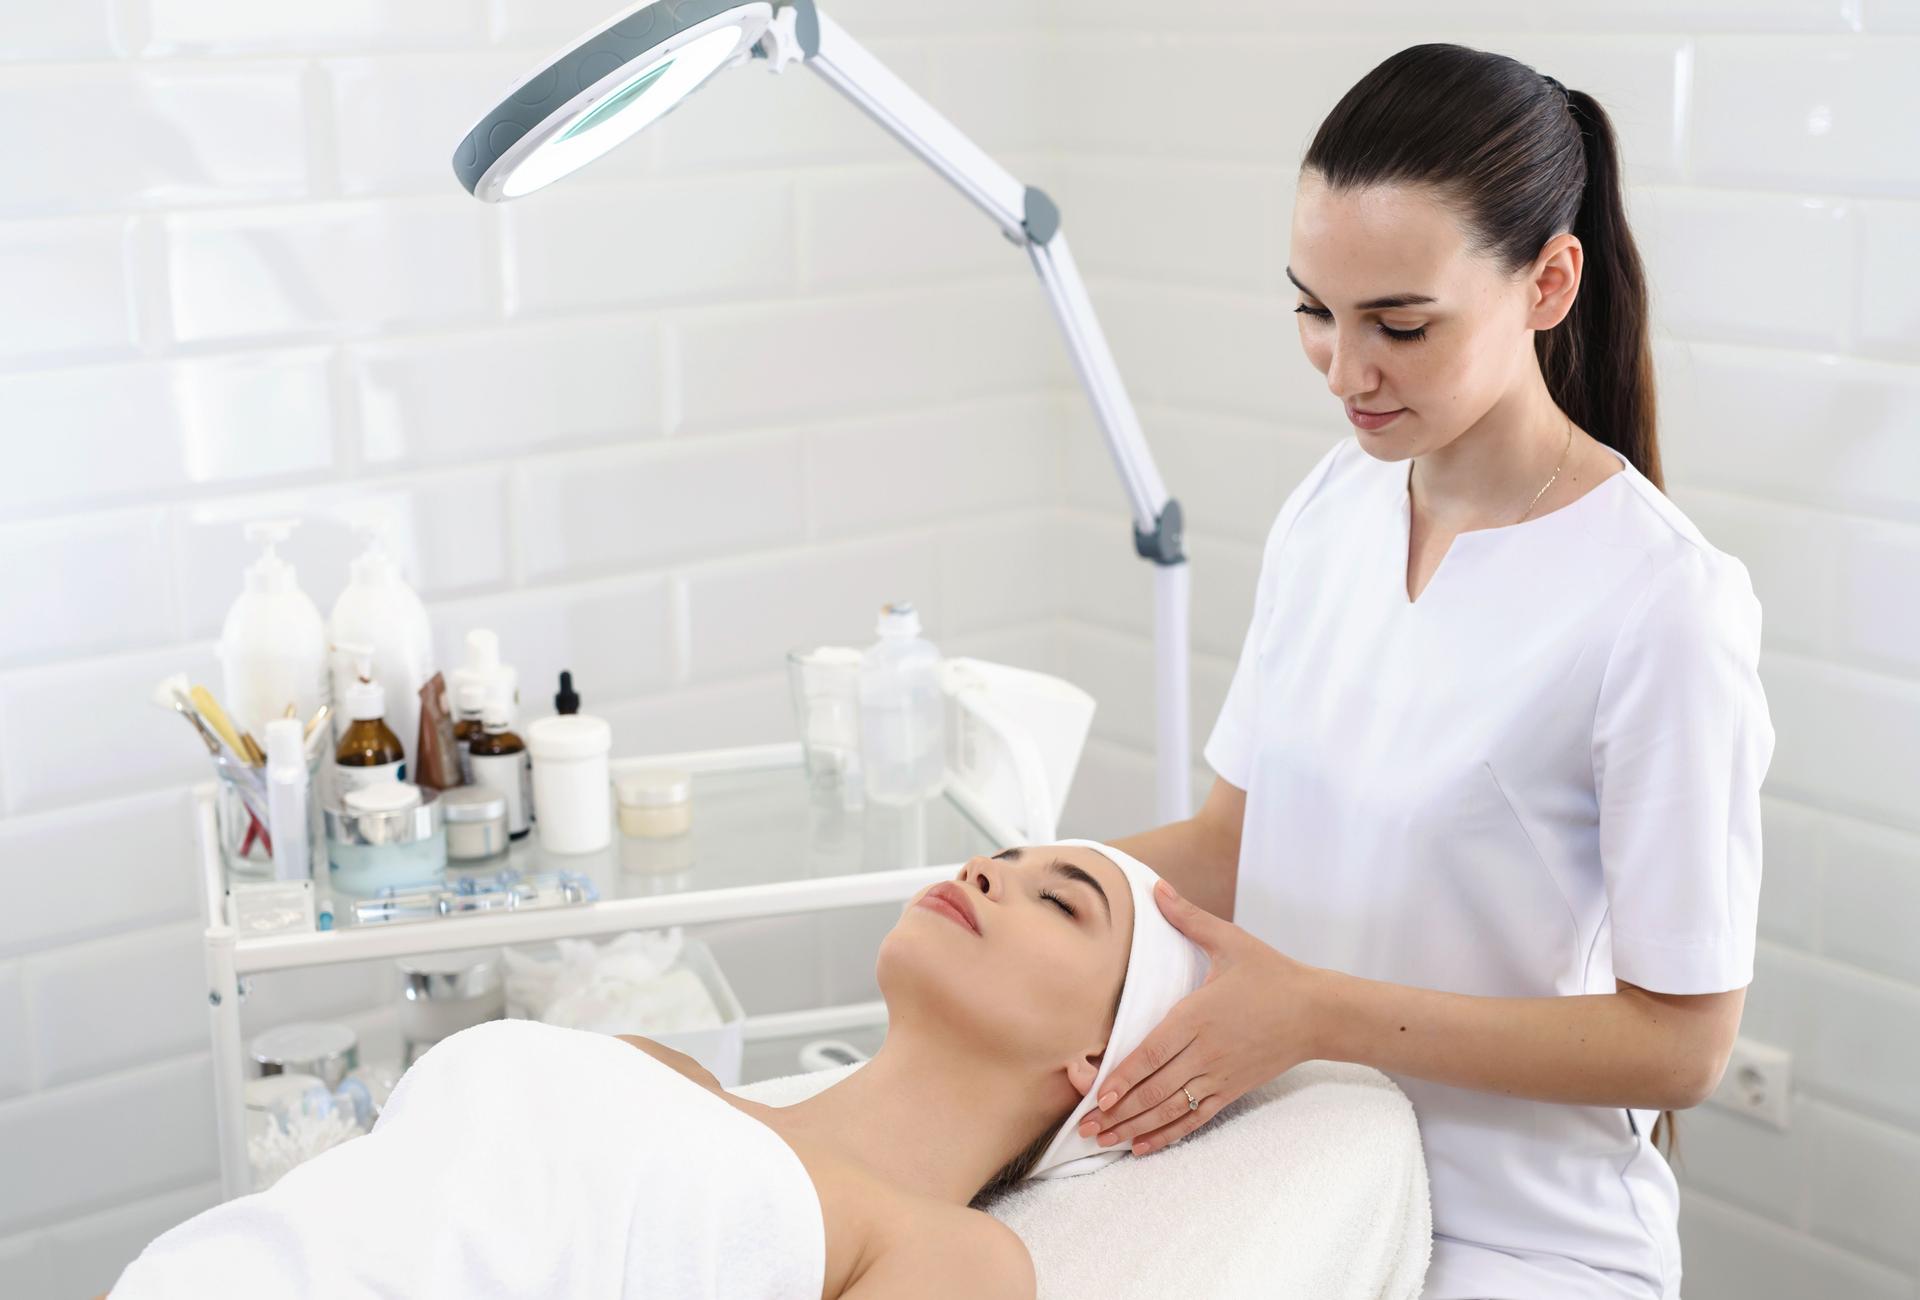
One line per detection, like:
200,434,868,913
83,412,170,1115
848,1200,1034,1299
611,1037,1032,1297
615,1033,723,1092
757,1117,1030,1299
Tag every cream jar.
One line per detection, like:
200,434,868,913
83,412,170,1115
249,1021,360,1089
324,781,446,897
438,785,509,862
395,949,504,1067
616,768,691,839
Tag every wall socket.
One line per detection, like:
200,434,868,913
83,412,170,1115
1703,1035,1792,1130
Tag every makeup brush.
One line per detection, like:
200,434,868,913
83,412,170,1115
190,685,253,763
152,674,222,755
302,702,332,743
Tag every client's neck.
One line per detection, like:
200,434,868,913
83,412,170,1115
771,1028,1066,1206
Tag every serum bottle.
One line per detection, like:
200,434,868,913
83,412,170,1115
468,693,531,839
334,644,405,793
452,680,487,786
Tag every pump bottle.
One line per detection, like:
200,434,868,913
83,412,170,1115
219,520,329,741
329,523,432,776
334,644,406,793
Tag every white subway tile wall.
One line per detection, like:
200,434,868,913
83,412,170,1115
0,3,1912,1299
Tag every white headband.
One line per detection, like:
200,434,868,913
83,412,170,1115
1024,839,1211,1180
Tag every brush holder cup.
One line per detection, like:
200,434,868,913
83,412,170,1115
215,748,326,881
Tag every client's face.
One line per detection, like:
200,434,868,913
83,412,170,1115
877,844,1134,1081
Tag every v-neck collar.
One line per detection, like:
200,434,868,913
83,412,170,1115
1395,445,1632,607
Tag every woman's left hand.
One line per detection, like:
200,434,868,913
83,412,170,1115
1079,880,1325,1156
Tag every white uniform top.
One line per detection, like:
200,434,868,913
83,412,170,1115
1205,435,1774,1300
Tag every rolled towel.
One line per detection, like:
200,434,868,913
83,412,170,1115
1026,839,1212,1180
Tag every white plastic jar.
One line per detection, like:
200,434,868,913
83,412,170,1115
526,714,612,854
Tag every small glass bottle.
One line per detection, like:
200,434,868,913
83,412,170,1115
452,680,487,786
335,648,405,794
468,697,531,839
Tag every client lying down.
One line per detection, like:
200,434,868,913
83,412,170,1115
110,839,1210,1299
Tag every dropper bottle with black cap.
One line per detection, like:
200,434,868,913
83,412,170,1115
554,670,580,716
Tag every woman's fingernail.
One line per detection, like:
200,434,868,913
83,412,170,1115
1098,1132,1119,1146
1077,1120,1097,1137
1098,1091,1119,1111
1132,1141,1148,1156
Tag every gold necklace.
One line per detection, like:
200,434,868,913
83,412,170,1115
1406,414,1577,525
1515,414,1575,524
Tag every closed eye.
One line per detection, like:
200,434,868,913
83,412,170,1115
1294,303,1428,342
1039,888,1077,919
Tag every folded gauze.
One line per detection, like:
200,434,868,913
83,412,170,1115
1024,839,1212,1180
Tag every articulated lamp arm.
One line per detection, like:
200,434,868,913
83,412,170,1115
762,1,1193,819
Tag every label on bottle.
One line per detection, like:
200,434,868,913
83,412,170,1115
336,759,404,793
471,750,530,837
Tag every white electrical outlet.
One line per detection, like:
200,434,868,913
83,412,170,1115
1704,1035,1792,1130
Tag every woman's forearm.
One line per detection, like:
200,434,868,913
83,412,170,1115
1108,818,1238,921
1307,967,1712,1112
1107,777,1246,921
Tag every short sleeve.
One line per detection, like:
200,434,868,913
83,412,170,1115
1204,438,1348,789
1593,548,1776,994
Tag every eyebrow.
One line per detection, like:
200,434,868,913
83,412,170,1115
993,846,1112,926
1285,266,1436,311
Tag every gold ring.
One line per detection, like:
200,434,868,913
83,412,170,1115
1183,1085,1199,1112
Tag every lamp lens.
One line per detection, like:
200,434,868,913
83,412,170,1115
558,60,674,144
500,23,745,198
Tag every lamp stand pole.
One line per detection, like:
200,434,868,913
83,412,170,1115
758,1,1193,821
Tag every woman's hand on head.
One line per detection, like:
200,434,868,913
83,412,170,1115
1078,881,1323,1157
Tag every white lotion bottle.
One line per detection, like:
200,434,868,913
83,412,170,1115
329,525,433,776
219,520,329,742
264,717,312,883
857,601,947,805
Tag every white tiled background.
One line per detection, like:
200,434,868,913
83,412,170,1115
1,1,1916,1296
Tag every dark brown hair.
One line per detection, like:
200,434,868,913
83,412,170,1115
970,1125,1056,1210
1301,42,1665,495
1302,43,1678,1164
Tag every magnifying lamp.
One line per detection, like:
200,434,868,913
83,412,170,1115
454,0,1193,821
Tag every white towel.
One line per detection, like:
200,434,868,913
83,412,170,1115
734,1057,1432,1300
112,1020,824,1300
1027,839,1212,1180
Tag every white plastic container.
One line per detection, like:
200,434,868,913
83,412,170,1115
527,714,612,854
857,601,947,805
652,939,746,1087
219,520,329,741
264,717,311,884
505,936,746,1087
328,526,433,777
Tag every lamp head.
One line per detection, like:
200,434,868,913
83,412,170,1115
453,0,777,202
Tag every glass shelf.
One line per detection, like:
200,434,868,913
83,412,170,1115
202,743,1016,973
440,752,1007,904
